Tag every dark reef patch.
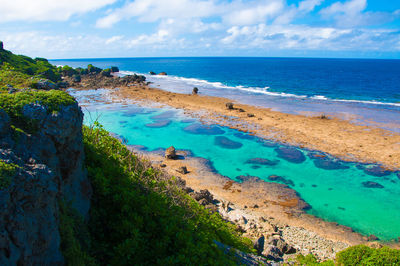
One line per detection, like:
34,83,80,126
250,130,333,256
313,158,349,170
145,120,171,128
362,181,384,189
245,158,279,166
233,132,257,140
258,140,278,148
308,152,327,159
362,165,392,177
251,165,261,169
275,146,306,164
183,123,225,135
180,119,196,123
151,110,176,120
214,136,243,149
267,175,295,187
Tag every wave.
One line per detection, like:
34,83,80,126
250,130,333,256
119,71,400,108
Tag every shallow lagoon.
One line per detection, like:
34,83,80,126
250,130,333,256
79,96,400,241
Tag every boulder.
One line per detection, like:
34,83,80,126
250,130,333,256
165,146,177,159
262,245,282,261
192,189,213,204
192,87,199,95
247,113,255,117
0,41,3,50
226,102,234,110
149,71,156,75
110,66,119,73
56,81,69,89
34,79,57,90
253,235,265,255
176,166,188,174
158,72,167,75
101,69,112,77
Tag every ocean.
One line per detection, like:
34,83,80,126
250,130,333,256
51,57,400,132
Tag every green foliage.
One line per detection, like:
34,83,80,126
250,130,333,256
0,89,76,133
293,254,334,266
0,160,18,189
60,65,78,77
336,245,400,266
59,201,96,266
82,123,252,265
87,64,101,74
0,47,60,82
0,63,41,89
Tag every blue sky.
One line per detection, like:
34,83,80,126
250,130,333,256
0,0,399,59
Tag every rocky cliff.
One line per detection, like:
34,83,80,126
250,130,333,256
0,99,91,265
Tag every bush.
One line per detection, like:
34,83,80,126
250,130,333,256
82,123,253,265
0,160,18,189
336,245,400,266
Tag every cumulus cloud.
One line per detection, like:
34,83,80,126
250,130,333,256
0,0,116,22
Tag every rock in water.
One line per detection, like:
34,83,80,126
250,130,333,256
158,72,167,75
165,146,177,159
192,87,199,95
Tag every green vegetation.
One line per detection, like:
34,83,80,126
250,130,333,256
0,89,76,133
0,160,18,189
293,254,334,265
336,245,400,266
76,123,253,265
0,63,42,89
0,46,60,82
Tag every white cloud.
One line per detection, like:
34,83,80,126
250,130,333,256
0,0,117,22
96,0,218,28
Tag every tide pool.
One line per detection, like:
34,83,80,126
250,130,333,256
80,100,400,241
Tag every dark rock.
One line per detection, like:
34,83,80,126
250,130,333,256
262,244,283,261
149,71,156,75
226,102,234,110
245,158,279,166
56,81,69,89
158,72,167,75
214,136,243,149
0,41,3,50
145,120,171,128
183,123,224,135
192,87,199,95
275,146,306,164
362,181,384,189
72,74,81,83
22,103,47,121
253,235,265,255
247,113,255,117
251,165,261,169
214,240,268,265
367,235,379,241
34,79,57,90
101,69,112,77
363,165,392,177
176,166,188,174
238,108,245,112
0,109,10,135
192,189,213,203
110,66,119,73
159,163,166,168
313,158,349,170
121,74,146,84
268,175,294,187
165,146,177,159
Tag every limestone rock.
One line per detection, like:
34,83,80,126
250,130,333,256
226,102,234,110
165,146,177,159
192,87,199,95
176,166,188,174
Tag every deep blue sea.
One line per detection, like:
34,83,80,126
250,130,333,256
52,57,400,131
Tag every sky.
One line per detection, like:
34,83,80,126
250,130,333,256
0,0,399,59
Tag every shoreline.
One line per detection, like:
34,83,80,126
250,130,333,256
68,75,400,255
109,84,400,171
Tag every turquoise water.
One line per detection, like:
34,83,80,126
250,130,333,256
80,99,400,241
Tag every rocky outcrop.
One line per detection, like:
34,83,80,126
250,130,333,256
0,102,91,265
165,146,177,159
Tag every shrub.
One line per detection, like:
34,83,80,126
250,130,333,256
336,245,400,266
0,160,18,189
